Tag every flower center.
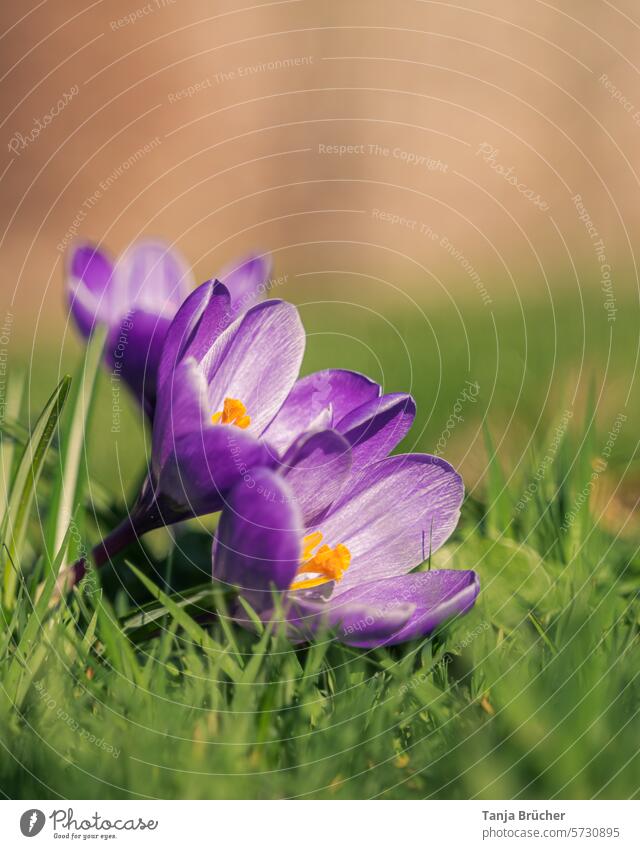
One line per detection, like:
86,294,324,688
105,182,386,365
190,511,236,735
289,530,351,591
211,397,251,429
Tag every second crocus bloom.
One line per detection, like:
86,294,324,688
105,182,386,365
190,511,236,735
66,239,272,417
212,436,479,648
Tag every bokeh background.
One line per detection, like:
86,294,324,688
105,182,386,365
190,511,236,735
1,0,639,519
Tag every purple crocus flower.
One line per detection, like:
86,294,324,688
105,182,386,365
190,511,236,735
212,435,479,648
68,281,416,586
146,279,416,526
66,239,272,417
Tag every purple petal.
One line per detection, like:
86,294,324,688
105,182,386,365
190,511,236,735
263,369,381,455
312,454,464,595
201,300,305,436
280,430,352,525
107,309,173,416
282,594,415,644
217,253,272,314
156,281,232,396
66,242,114,336
152,357,211,475
158,418,276,518
212,469,303,610
114,240,193,315
337,393,416,471
326,570,480,647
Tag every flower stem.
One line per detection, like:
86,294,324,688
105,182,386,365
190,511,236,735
69,513,143,589
58,481,183,597
63,510,162,590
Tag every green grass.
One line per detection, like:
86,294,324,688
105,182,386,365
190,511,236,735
0,289,638,799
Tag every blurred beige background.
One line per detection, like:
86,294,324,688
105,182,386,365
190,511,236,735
1,0,640,333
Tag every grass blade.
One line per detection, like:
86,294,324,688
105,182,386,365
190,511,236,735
45,326,106,563
126,561,243,681
2,525,72,712
1,375,71,607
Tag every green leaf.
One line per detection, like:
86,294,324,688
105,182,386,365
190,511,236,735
1,375,71,607
45,326,106,562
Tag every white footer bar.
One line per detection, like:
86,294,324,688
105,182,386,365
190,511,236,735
0,799,637,847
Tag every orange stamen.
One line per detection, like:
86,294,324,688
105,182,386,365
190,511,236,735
211,397,251,429
290,531,351,591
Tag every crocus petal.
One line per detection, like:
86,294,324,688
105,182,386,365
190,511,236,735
213,469,302,609
280,430,352,525
313,454,464,595
337,393,416,471
282,594,415,645
325,570,480,647
66,242,114,336
156,281,232,395
107,309,173,416
263,369,381,455
153,356,216,476
68,240,201,420
114,240,193,315
158,420,276,518
217,253,272,314
201,300,305,436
